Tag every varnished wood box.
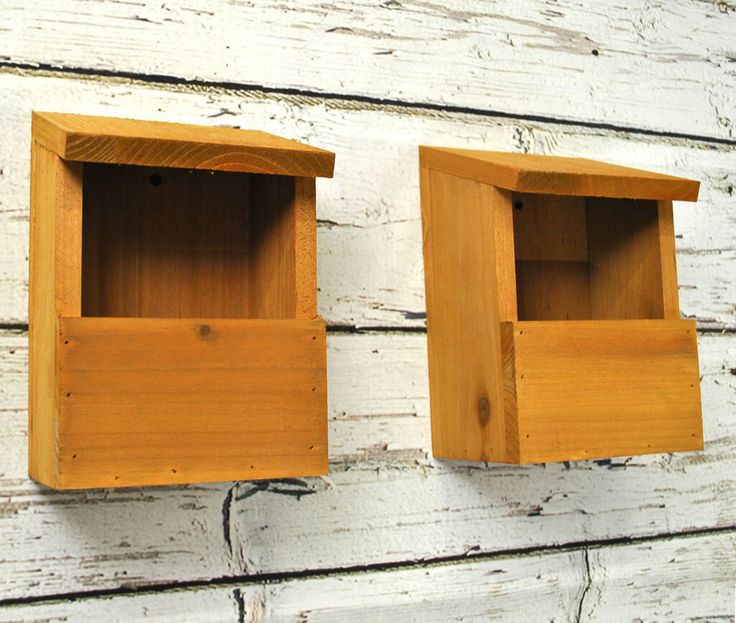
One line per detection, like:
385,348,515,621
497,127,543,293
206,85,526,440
29,112,335,489
419,147,703,464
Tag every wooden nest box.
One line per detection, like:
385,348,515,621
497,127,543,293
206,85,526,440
29,112,335,489
419,147,703,464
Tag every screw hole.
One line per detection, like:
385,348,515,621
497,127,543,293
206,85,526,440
150,174,163,186
513,200,524,210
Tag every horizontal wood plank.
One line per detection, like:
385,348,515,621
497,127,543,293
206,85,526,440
419,147,700,200
2,0,735,140
32,111,335,176
51,318,327,488
0,329,734,598
504,320,702,463
0,71,734,328
0,531,733,621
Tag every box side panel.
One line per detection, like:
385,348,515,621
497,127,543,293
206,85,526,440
586,198,665,320
657,200,681,319
511,319,703,463
249,175,297,319
28,143,82,488
293,177,319,319
420,167,518,462
56,318,327,488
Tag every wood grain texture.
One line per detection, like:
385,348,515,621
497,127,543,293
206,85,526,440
28,142,82,488
657,200,681,319
1,531,734,622
32,111,335,177
503,320,703,463
0,330,733,600
420,168,513,462
420,147,700,200
52,318,328,489
82,164,252,319
586,198,667,320
0,73,732,328
3,0,735,140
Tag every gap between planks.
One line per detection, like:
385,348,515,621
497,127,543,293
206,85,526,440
2,61,735,149
2,323,735,336
0,523,733,610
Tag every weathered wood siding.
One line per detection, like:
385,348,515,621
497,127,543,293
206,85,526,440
0,2,734,620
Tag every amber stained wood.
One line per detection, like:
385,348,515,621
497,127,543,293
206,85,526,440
28,142,83,488
419,147,700,201
586,198,666,320
32,111,335,177
57,317,328,489
420,167,518,463
502,319,703,463
82,164,310,319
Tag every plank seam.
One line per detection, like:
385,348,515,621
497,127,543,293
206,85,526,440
0,524,733,610
2,61,735,148
3,323,735,335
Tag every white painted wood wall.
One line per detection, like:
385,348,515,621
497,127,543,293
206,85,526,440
1,2,735,620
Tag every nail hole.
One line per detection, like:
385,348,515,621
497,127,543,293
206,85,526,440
66,392,71,397
198,324,210,337
513,200,524,210
150,174,163,186
63,340,69,345
591,49,599,56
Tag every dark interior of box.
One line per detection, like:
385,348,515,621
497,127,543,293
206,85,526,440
511,192,666,321
81,163,297,319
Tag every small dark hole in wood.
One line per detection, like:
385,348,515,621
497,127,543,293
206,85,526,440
477,396,491,426
591,49,599,56
513,199,524,210
72,454,77,459
63,340,69,345
198,324,211,337
150,174,163,186
311,387,316,392
66,392,71,397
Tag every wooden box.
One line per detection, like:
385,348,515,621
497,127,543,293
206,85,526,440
29,112,335,489
419,148,703,464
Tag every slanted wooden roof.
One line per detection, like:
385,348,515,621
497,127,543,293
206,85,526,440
32,112,335,178
419,147,699,201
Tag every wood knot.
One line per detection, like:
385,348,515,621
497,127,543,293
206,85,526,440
478,396,491,426
197,324,211,338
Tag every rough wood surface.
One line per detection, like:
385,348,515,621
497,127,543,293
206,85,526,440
419,147,700,200
0,531,733,621
50,318,328,489
503,320,702,463
0,71,733,329
0,329,733,600
2,0,734,140
32,111,335,177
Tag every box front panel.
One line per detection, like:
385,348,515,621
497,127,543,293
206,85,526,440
57,317,327,488
504,320,702,463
